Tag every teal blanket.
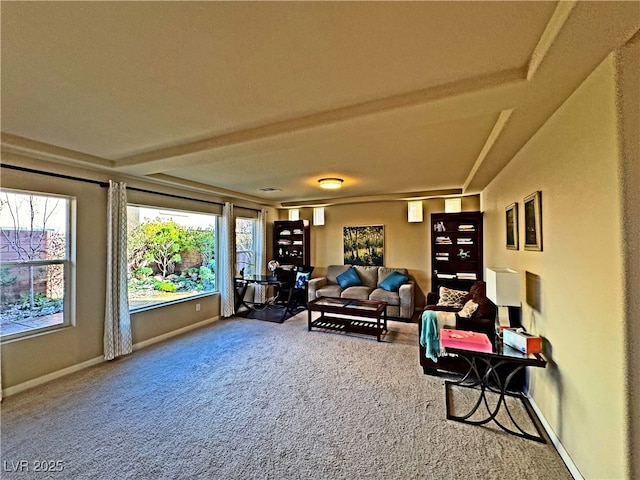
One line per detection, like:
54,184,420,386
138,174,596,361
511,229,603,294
420,310,440,362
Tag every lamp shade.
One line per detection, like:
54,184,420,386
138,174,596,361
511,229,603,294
485,267,521,306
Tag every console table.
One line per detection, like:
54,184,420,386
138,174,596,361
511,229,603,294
307,296,388,341
443,336,547,443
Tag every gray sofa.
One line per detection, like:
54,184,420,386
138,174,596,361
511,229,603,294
307,265,415,319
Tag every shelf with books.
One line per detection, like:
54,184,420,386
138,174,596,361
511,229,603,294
431,212,483,292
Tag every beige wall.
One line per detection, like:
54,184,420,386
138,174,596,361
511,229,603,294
617,32,640,479
288,196,480,309
482,54,630,479
0,156,275,390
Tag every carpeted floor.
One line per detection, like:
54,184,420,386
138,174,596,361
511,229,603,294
0,313,572,479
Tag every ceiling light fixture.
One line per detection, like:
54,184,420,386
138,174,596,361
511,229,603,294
318,178,343,189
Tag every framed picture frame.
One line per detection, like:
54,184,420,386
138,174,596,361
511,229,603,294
505,202,518,250
343,225,384,266
524,191,542,251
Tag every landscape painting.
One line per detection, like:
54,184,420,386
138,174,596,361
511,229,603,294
343,225,384,266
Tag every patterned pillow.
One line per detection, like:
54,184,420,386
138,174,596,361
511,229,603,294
294,271,311,289
436,286,469,308
458,299,479,318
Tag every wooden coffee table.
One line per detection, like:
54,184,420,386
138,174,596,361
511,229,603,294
307,296,388,341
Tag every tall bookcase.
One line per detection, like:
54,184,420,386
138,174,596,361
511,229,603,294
431,211,483,292
273,220,311,268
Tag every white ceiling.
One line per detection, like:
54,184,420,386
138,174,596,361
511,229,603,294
2,1,639,207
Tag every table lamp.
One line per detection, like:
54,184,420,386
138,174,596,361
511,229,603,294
485,267,522,330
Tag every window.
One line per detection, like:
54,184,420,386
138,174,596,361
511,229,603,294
127,205,217,312
0,189,75,341
235,217,256,277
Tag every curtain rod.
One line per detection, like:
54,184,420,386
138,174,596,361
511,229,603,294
0,163,246,208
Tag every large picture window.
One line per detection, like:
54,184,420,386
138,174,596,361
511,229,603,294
235,217,257,277
127,205,217,311
0,189,75,341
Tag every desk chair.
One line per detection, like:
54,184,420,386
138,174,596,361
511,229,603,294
276,266,314,321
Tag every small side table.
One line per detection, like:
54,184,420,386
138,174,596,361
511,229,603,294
443,338,547,443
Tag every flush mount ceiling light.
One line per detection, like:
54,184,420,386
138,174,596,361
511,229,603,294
318,178,343,189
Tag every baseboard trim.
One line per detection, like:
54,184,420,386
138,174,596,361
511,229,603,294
2,315,220,398
2,355,105,398
132,315,220,351
528,395,584,480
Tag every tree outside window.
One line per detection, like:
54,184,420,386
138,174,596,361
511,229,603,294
126,206,217,311
0,189,73,340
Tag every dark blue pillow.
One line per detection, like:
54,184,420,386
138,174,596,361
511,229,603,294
379,271,409,292
336,267,362,289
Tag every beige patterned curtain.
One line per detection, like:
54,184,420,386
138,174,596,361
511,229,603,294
253,209,268,303
104,181,132,360
220,202,235,317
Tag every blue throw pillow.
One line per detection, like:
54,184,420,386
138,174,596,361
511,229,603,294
336,267,362,289
379,271,409,292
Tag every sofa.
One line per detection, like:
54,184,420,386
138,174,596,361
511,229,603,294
418,281,497,375
307,264,415,320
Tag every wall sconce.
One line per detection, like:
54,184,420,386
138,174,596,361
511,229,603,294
288,209,300,221
318,178,343,189
313,207,325,226
407,200,423,223
485,267,522,329
445,198,462,213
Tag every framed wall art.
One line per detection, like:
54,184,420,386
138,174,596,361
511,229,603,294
343,225,384,266
524,191,542,251
505,202,519,250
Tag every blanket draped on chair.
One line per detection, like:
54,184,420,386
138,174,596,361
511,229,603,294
420,310,441,362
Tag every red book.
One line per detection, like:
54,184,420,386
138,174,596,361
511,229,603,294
440,328,493,353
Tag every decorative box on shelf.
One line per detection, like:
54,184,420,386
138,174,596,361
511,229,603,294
440,328,493,353
503,328,542,354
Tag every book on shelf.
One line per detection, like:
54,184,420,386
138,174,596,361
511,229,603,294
457,224,476,232
279,230,291,236
457,273,477,280
435,236,452,245
436,273,457,279
456,238,474,245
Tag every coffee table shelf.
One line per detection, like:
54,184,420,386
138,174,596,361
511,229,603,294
307,296,388,341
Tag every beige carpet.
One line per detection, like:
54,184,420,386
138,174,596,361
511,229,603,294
0,313,572,479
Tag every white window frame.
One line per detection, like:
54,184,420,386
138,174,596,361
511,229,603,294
0,188,76,343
